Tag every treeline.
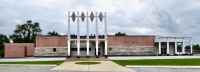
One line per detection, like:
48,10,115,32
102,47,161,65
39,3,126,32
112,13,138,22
0,20,60,57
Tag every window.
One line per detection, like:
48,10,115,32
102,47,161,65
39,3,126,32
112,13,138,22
53,48,56,52
89,48,91,51
75,48,77,51
72,48,74,51
84,48,86,51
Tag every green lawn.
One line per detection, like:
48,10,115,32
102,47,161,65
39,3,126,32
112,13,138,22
75,62,101,65
0,60,65,66
112,58,200,66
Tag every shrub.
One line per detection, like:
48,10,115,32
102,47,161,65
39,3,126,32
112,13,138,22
0,50,4,58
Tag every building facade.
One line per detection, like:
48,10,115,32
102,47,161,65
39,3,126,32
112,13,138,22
4,35,193,58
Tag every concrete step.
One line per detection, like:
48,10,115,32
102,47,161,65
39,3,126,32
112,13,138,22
66,56,109,61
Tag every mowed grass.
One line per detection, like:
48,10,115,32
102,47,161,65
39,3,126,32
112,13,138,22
112,58,200,66
0,60,65,66
75,62,101,65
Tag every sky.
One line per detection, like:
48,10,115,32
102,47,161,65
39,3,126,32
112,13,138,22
0,0,200,44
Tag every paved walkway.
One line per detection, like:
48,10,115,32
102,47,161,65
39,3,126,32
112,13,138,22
51,61,136,72
108,55,200,60
0,57,65,62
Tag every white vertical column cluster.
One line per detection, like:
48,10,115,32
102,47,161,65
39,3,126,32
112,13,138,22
104,12,107,57
190,40,193,54
86,12,89,57
67,11,70,58
175,41,177,55
167,40,169,55
95,12,99,57
158,40,161,55
182,40,185,54
77,12,80,57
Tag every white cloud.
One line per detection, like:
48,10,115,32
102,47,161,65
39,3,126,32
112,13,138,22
133,27,154,34
0,0,200,44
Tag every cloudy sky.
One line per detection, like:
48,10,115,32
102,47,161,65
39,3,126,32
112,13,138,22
0,0,200,44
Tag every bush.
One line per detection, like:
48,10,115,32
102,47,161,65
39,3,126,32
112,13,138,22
0,50,4,58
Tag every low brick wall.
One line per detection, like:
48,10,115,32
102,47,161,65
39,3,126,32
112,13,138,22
108,46,156,56
4,43,34,58
34,48,68,57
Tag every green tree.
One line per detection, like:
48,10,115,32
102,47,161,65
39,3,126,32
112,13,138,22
47,31,60,36
9,20,42,43
185,45,190,50
177,44,182,51
0,34,10,57
115,32,126,36
193,44,200,50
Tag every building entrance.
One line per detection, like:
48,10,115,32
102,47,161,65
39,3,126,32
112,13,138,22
161,47,167,55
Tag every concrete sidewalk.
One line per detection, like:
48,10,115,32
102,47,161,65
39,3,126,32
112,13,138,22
51,61,136,72
126,65,200,68
108,56,200,60
0,57,65,62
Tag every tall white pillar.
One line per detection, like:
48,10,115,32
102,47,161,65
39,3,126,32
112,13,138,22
77,12,80,58
95,12,99,58
104,12,107,57
167,41,169,55
86,12,89,58
175,41,177,55
182,40,185,54
158,41,161,55
67,11,70,58
190,40,193,54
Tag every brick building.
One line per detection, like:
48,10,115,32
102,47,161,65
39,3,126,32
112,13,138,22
4,35,193,58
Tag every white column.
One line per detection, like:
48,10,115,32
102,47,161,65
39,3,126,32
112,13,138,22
167,41,169,55
77,12,80,57
86,12,89,57
182,40,185,54
95,12,98,57
67,11,70,57
175,41,177,55
104,12,107,56
158,41,161,55
190,40,193,54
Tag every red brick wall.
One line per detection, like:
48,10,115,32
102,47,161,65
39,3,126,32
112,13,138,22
4,43,34,58
36,35,67,47
108,36,155,46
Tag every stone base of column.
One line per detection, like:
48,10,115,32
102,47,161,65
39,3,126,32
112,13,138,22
86,56,90,58
77,56,80,58
105,55,108,58
96,56,99,58
67,56,71,58
167,54,170,56
159,54,161,56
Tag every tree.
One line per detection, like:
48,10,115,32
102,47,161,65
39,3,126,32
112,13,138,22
177,44,182,51
47,31,60,36
193,44,200,50
185,45,190,50
0,34,10,57
115,32,126,36
9,20,42,43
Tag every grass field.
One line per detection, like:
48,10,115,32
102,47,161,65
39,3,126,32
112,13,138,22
0,60,65,66
112,58,200,66
75,62,101,65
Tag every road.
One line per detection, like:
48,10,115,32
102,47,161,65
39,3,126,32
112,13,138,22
1,65,200,72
